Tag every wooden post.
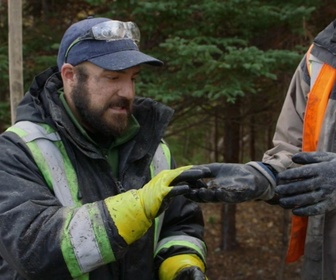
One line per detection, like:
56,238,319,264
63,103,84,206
8,0,23,124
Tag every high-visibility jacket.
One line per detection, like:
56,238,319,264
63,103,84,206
7,121,200,280
262,20,336,279
0,66,206,279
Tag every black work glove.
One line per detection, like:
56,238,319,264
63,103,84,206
170,166,210,190
185,162,276,203
174,266,207,280
276,151,336,216
170,166,210,188
153,165,212,216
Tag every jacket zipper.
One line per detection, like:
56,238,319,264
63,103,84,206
116,180,126,193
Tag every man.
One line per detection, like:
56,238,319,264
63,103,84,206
0,17,210,279
186,20,336,279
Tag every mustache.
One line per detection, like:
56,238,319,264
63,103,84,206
108,97,132,111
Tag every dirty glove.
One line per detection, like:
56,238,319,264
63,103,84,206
104,165,211,245
159,254,207,280
186,162,276,203
276,151,336,216
174,266,207,280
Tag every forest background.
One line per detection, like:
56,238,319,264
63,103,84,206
1,0,336,279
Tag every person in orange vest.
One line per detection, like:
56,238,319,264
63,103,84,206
186,20,336,280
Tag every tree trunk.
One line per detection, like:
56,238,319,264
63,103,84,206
220,100,241,250
221,203,238,250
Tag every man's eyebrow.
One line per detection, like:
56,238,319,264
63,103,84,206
102,69,141,75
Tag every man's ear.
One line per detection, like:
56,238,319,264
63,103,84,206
61,63,76,86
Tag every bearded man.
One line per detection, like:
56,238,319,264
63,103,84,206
0,16,209,280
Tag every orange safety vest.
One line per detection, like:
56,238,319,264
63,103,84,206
286,45,336,262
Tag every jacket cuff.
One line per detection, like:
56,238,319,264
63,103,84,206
246,161,277,201
158,254,205,280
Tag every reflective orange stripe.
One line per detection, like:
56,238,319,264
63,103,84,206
286,55,336,263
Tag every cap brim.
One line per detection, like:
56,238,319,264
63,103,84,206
88,50,163,71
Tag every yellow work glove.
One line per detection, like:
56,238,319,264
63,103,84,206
104,165,210,245
159,254,207,280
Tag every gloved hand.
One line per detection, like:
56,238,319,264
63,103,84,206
185,162,276,203
104,165,211,245
276,151,336,216
174,266,207,280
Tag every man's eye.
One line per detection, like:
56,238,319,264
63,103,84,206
106,76,119,80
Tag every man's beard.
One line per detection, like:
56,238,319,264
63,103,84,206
71,80,132,139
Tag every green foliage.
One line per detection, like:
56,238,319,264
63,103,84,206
84,0,104,5
131,1,316,106
131,0,323,164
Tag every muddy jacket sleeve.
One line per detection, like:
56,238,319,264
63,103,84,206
0,131,78,279
154,194,207,279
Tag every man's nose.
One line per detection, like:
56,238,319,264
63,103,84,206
118,80,135,99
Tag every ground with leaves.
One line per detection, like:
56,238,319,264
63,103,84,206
201,202,303,280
